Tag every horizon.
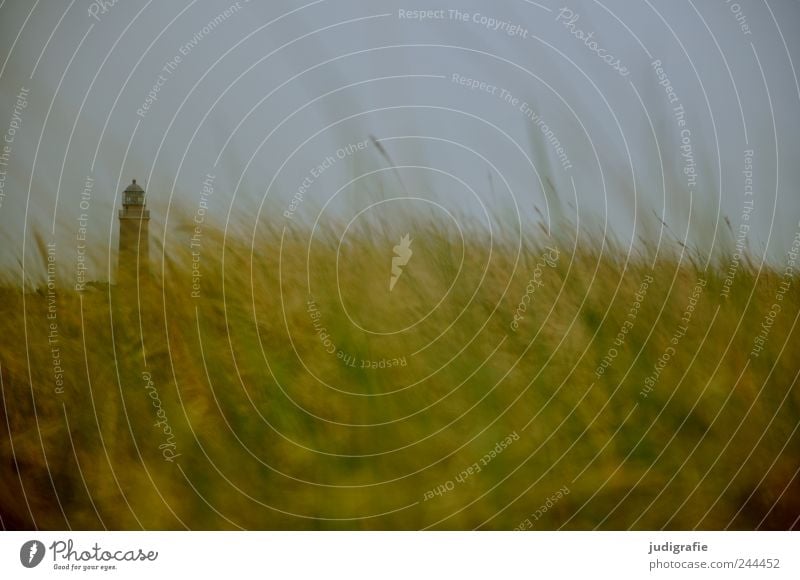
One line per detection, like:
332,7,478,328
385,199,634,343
1,0,800,284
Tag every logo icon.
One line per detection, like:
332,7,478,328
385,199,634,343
390,234,413,292
20,540,45,568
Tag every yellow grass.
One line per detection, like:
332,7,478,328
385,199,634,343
1,214,798,530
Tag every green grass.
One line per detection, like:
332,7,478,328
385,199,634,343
1,215,798,530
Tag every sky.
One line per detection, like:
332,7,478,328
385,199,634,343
1,0,799,282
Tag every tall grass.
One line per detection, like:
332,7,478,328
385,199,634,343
1,211,798,530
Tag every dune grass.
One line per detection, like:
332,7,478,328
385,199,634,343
0,213,798,530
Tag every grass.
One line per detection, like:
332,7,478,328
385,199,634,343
0,211,798,530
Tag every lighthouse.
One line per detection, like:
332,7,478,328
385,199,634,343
118,179,150,285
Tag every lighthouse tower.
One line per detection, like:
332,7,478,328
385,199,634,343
118,179,150,285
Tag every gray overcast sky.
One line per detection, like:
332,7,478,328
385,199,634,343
1,0,799,280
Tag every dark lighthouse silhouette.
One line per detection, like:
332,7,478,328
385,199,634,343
118,179,150,285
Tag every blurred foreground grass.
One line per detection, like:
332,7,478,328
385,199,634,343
1,216,798,530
